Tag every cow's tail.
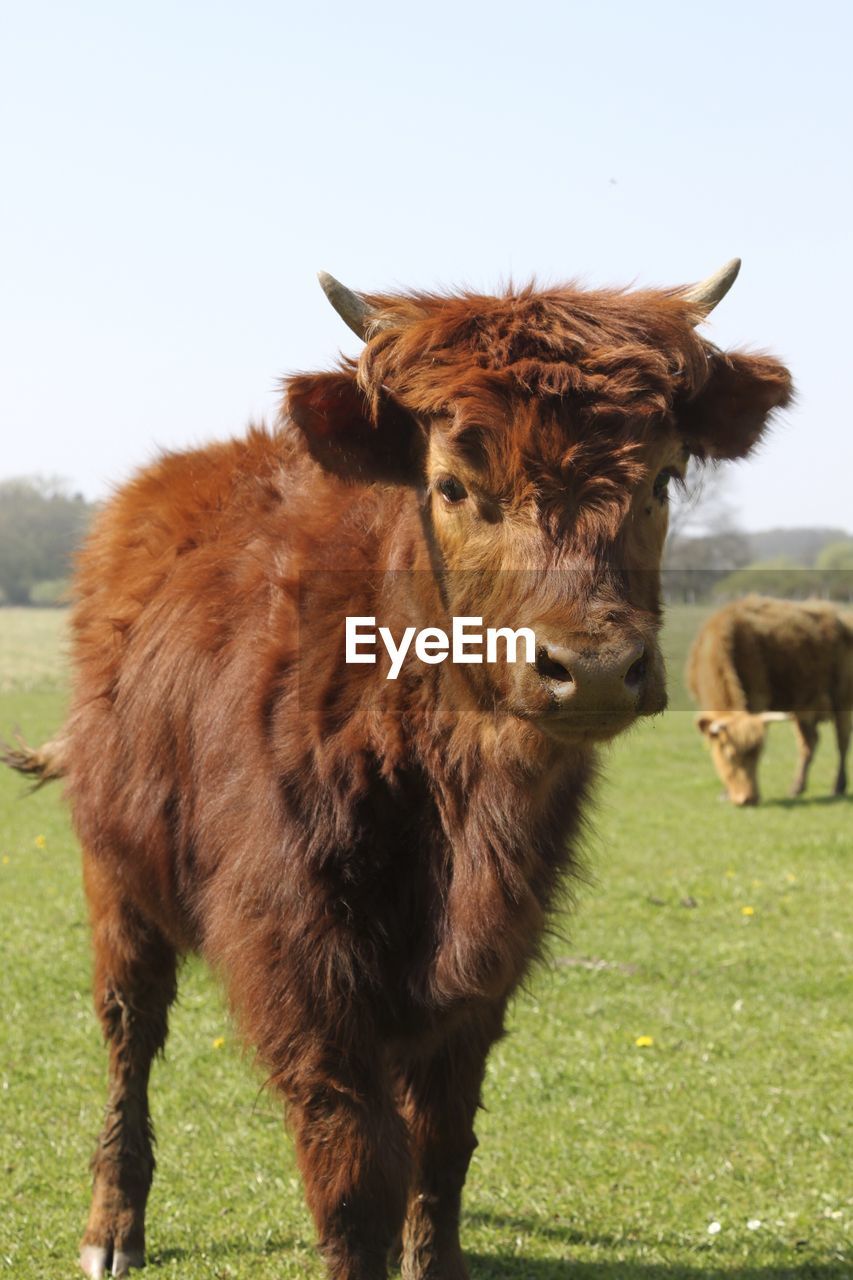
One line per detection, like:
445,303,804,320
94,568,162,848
0,733,67,786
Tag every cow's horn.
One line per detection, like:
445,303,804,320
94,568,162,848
681,258,742,320
318,271,385,340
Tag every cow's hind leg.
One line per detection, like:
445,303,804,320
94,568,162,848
398,1006,505,1280
80,854,177,1278
790,716,819,796
833,707,850,795
284,1047,410,1280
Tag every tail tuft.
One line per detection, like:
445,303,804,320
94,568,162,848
0,734,67,787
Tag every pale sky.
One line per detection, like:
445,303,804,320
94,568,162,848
2,0,850,533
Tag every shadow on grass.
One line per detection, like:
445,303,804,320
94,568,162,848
467,1259,845,1279
763,794,852,809
463,1212,845,1279
151,1232,845,1280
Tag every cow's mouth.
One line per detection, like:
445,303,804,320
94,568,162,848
510,676,667,745
535,705,641,744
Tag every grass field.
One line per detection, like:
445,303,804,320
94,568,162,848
0,605,850,1279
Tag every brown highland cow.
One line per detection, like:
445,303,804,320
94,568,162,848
689,595,853,804
4,263,792,1280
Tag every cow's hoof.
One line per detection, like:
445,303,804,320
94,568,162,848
80,1245,145,1278
112,1250,145,1277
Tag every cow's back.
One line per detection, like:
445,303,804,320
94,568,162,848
72,426,306,645
688,596,851,715
62,427,339,941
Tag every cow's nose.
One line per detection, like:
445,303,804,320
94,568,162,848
535,640,647,711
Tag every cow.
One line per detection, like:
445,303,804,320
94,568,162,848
3,262,792,1280
689,595,853,805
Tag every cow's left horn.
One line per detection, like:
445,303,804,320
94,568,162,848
318,271,385,340
681,258,742,320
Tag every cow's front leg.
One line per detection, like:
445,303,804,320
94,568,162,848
397,1005,505,1280
791,716,819,796
285,1050,410,1280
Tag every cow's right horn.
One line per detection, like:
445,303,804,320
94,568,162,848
318,271,386,340
681,258,742,321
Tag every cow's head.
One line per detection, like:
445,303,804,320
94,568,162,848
697,710,792,805
287,265,792,743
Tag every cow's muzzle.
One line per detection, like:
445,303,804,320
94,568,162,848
532,635,665,737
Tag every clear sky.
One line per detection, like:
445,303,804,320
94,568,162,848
1,0,850,532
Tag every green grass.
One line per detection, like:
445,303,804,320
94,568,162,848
0,607,70,694
0,605,850,1278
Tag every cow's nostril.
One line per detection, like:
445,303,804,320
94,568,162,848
625,652,647,689
536,646,574,684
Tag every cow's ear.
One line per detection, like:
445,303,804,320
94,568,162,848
286,371,425,485
697,713,724,738
677,350,793,461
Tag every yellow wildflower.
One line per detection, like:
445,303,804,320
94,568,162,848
785,873,797,883
212,1036,225,1050
34,835,46,849
725,869,735,878
741,906,755,917
2,855,9,866
635,1035,654,1048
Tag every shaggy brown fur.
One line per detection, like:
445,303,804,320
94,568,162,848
688,595,853,804
6,277,791,1280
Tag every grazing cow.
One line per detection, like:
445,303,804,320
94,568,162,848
689,595,853,804
4,263,792,1280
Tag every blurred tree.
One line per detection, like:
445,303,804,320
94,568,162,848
748,526,851,566
663,465,853,603
814,539,853,601
666,458,739,544
815,539,853,571
664,461,750,601
0,476,94,604
712,557,807,601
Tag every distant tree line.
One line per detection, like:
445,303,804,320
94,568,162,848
709,541,853,602
665,530,853,602
0,477,97,605
664,463,853,603
1,470,850,607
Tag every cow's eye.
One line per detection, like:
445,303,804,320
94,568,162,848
437,475,468,505
653,469,676,503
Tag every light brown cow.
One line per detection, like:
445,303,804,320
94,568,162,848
689,595,853,804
